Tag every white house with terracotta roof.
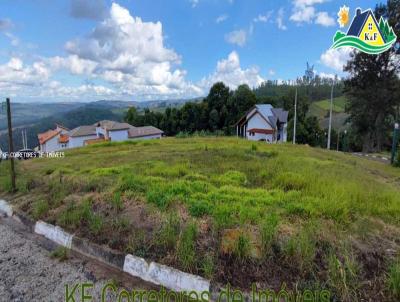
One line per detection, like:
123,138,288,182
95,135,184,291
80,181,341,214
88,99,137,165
38,120,163,152
235,105,288,143
38,124,70,152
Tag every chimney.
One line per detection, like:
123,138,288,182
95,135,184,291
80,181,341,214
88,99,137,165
356,8,362,16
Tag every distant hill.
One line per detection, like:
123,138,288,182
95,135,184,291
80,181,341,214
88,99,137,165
309,96,349,131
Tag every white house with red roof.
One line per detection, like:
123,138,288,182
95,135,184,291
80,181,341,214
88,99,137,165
38,120,163,152
38,124,70,152
235,105,288,143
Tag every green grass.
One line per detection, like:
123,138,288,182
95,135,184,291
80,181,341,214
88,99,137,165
314,96,347,113
1,137,400,295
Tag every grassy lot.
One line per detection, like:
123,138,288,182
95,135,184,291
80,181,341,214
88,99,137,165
1,137,400,301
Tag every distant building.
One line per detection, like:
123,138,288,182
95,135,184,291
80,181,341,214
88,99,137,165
235,105,288,143
37,120,163,152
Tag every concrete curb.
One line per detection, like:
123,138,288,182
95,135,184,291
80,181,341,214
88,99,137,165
0,199,211,296
34,221,73,249
123,255,210,294
0,199,13,217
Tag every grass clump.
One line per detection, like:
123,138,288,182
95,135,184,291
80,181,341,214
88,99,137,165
233,232,251,262
110,191,124,211
387,257,400,300
50,246,69,261
260,214,280,256
327,250,360,302
176,222,198,272
32,199,49,220
157,213,180,251
283,224,316,272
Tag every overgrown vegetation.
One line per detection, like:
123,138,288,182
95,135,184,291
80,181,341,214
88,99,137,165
1,137,400,300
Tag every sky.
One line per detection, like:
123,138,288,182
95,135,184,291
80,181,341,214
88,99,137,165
0,0,381,103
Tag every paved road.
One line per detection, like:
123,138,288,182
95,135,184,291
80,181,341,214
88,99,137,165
0,216,155,302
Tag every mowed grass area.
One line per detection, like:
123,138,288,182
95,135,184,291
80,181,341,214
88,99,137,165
1,137,400,300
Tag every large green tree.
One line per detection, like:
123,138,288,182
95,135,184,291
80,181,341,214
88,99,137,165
344,0,400,152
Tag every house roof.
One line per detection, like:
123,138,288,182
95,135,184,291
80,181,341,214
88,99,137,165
247,128,275,134
128,126,164,138
58,134,69,144
95,120,131,131
38,129,61,145
347,9,385,42
235,104,288,127
69,125,97,137
56,124,70,131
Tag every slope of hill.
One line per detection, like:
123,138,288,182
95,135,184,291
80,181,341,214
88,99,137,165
309,96,349,130
1,137,399,300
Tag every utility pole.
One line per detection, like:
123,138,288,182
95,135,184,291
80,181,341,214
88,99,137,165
391,123,399,165
327,79,334,150
6,98,16,192
293,88,297,144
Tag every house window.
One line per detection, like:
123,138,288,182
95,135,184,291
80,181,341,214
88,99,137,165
368,23,373,30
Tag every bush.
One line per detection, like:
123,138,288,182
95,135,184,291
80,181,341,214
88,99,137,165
176,222,198,272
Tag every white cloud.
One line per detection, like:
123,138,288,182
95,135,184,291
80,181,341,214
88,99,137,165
276,8,287,30
216,14,228,24
268,69,276,76
318,72,336,79
61,2,203,99
290,0,333,26
0,58,51,97
320,47,353,71
199,51,265,90
290,5,315,23
190,0,199,8
70,0,106,20
225,29,247,47
315,12,335,27
253,11,273,23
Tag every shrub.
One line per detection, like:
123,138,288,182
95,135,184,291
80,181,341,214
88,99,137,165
260,214,279,256
32,199,49,220
176,222,198,272
387,258,400,300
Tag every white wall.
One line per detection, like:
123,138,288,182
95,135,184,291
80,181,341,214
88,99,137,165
69,135,98,148
109,130,128,142
43,136,59,152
